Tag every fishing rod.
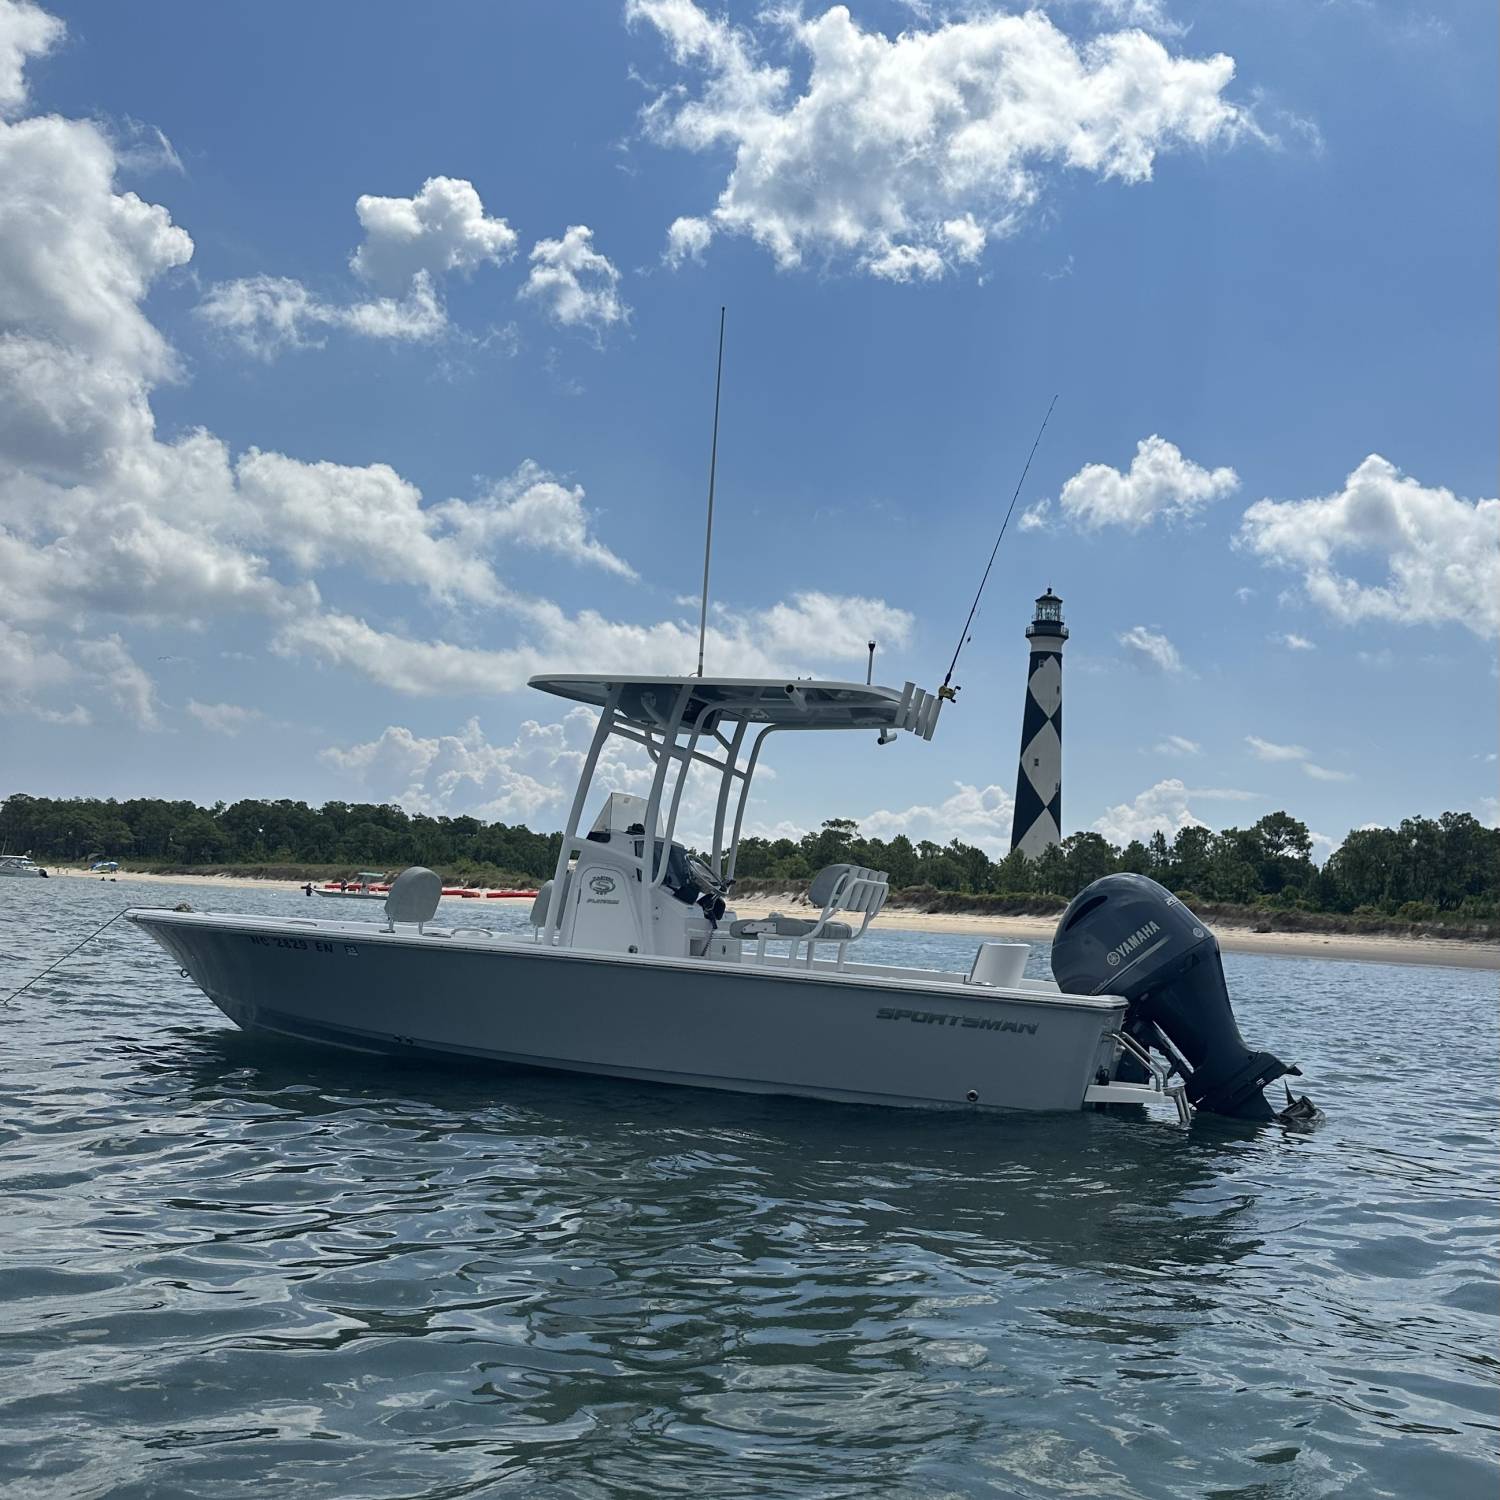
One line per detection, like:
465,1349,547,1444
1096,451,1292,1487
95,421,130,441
937,393,1058,701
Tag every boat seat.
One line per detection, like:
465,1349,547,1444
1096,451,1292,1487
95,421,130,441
529,882,552,925
384,867,441,932
730,915,855,941
734,863,889,969
529,870,572,934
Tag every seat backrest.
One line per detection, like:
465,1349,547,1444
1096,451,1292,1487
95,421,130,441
807,863,890,918
385,866,441,927
807,863,854,910
843,867,889,915
529,869,572,927
529,880,553,926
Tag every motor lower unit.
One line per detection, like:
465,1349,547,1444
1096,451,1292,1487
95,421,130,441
1052,874,1310,1122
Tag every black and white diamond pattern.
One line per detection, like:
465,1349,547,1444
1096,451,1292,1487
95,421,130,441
1010,648,1063,857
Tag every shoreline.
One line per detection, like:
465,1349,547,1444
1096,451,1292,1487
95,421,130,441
38,865,1500,971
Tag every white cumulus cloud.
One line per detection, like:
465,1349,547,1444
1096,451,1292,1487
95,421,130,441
1118,624,1184,673
351,175,518,292
1092,778,1257,846
431,461,637,580
521,225,628,331
1092,779,1205,846
275,590,913,698
664,214,713,266
196,270,446,358
322,707,745,842
0,29,641,722
857,782,1016,858
1238,454,1500,639
323,708,630,826
0,113,192,381
198,176,516,357
630,0,1254,278
234,449,505,605
0,0,60,118
1058,435,1239,530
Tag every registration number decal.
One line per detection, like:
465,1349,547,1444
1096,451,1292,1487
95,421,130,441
248,934,351,955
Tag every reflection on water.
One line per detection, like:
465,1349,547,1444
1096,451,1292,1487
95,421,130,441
1,879,1496,1498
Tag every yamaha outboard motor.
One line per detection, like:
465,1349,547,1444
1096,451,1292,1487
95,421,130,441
1052,874,1305,1122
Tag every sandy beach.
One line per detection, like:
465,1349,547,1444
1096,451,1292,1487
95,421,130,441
41,866,1500,971
728,898,1500,971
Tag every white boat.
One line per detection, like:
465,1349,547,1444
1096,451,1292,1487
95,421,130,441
312,872,389,901
129,674,1303,1121
0,853,47,877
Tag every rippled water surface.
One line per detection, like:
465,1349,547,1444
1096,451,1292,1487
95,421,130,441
2,878,1496,1498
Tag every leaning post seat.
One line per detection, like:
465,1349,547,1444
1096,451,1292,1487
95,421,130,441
730,863,889,967
384,867,442,932
529,870,572,939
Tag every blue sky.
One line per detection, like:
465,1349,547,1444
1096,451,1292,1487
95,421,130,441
1,0,1495,856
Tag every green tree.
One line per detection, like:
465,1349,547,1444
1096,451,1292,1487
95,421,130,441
994,847,1030,892
1171,824,1213,893
1206,828,1259,903
1249,811,1314,895
1030,842,1069,895
1325,826,1395,910
1062,831,1115,891
177,811,224,863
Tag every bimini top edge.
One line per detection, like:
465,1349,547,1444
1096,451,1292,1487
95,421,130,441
528,674,944,738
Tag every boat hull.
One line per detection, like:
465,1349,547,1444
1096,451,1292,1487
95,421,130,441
129,911,1125,1114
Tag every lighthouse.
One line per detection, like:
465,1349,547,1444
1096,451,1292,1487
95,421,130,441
1010,587,1067,858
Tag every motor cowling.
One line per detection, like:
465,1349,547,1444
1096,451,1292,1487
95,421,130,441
1051,874,1298,1121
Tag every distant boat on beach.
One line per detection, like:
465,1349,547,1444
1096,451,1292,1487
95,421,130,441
312,872,390,900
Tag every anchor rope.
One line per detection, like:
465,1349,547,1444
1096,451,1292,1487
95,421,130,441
2,907,134,1008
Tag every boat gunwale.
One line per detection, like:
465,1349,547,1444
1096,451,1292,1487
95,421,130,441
125,907,1126,1015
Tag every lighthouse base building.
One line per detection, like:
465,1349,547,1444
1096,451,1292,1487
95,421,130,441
1010,588,1067,858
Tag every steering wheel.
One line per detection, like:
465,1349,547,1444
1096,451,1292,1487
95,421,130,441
684,856,731,902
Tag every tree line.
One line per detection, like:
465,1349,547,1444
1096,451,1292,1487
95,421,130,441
0,793,561,883
734,811,1500,919
2,792,1496,918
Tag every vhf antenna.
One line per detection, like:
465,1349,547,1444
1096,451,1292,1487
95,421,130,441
695,306,727,678
938,393,1058,701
